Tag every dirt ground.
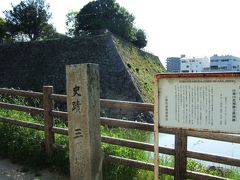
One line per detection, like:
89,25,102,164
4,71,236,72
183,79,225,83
0,159,69,180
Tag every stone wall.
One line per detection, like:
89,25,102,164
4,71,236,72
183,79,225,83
0,34,152,121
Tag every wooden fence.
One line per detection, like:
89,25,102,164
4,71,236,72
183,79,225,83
0,87,240,179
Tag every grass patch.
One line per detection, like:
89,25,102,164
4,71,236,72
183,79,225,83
114,37,166,103
187,158,240,179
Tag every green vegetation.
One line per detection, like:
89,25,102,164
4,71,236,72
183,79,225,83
0,96,69,174
2,0,63,42
187,159,240,179
0,17,7,43
0,97,239,179
65,11,78,37
72,0,147,48
114,37,166,103
102,126,154,179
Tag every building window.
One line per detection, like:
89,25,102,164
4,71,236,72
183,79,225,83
221,59,229,62
220,66,227,69
210,66,218,69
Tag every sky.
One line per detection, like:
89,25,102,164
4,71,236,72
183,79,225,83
1,0,240,66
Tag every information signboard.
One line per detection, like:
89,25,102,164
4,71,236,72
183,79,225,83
156,73,240,133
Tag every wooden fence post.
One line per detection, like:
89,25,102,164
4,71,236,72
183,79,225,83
154,78,159,180
66,64,103,180
43,86,54,158
174,129,187,180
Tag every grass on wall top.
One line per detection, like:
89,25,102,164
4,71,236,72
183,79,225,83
113,37,166,103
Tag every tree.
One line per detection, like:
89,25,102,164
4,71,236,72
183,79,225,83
74,0,147,48
41,23,67,39
4,0,52,41
65,11,78,37
0,17,6,43
133,29,147,48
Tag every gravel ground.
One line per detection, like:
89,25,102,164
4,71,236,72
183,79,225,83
0,159,69,180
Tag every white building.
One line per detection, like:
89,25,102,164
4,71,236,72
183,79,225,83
210,55,240,72
180,56,210,72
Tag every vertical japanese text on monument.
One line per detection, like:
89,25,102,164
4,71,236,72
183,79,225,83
159,78,240,132
72,85,82,113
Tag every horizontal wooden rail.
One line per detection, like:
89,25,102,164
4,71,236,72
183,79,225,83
105,154,153,171
159,127,176,134
51,110,68,120
51,112,188,135
100,117,154,131
0,102,44,115
101,136,175,155
0,88,43,98
52,127,68,135
52,111,155,132
187,130,240,144
50,94,154,111
105,155,175,175
101,117,176,135
50,126,176,156
50,94,66,102
0,116,69,139
186,170,227,180
51,112,240,144
0,116,68,137
0,117,44,131
187,150,240,167
100,99,154,112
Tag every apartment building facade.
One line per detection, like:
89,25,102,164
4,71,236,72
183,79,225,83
210,55,240,72
180,56,210,72
166,57,181,72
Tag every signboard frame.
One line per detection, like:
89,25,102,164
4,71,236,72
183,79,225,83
155,72,240,134
154,72,240,180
